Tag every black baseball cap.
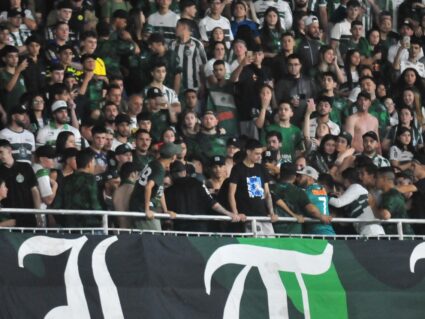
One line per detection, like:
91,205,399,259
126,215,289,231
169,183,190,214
80,53,97,63
362,131,379,141
210,155,225,166
227,137,241,148
115,113,131,125
58,44,74,53
57,0,73,9
10,104,28,115
262,150,278,163
35,145,56,158
103,169,120,181
146,87,163,99
115,143,133,155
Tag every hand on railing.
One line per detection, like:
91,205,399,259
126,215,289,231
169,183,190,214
319,215,333,224
146,210,155,221
166,211,177,219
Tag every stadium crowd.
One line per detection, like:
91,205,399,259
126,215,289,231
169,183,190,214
0,0,424,236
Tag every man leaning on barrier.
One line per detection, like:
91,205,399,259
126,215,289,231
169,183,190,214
129,142,180,231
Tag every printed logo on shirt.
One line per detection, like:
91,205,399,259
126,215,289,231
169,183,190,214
16,173,24,183
246,176,264,198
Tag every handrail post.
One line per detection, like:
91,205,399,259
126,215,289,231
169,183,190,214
102,214,108,235
252,219,258,238
397,222,404,240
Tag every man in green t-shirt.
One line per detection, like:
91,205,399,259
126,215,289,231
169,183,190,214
262,102,304,163
129,142,181,230
375,167,414,235
0,45,27,112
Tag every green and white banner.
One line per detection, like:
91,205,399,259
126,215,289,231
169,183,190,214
1,233,425,318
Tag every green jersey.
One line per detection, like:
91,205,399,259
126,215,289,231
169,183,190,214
271,182,310,234
207,82,238,137
304,183,335,235
194,132,227,163
262,124,304,163
95,38,135,77
330,96,349,126
150,110,171,142
0,70,26,112
379,188,414,235
129,160,165,211
369,100,390,137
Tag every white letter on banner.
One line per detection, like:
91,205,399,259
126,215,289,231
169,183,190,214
410,242,425,273
92,236,124,319
18,236,90,319
204,244,333,319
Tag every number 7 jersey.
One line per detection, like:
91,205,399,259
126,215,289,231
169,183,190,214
304,183,335,235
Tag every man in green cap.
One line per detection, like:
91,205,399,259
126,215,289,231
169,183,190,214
129,142,181,230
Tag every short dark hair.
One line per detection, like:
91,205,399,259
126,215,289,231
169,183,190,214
359,163,378,176
151,60,167,71
213,59,225,68
321,71,337,82
377,167,395,181
245,138,262,150
119,162,139,180
51,83,69,97
80,30,98,41
76,148,96,169
177,18,193,31
341,167,360,184
91,125,107,136
135,128,151,138
266,131,282,142
287,53,301,63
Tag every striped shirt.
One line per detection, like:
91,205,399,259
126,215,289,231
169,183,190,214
170,37,208,90
254,0,293,30
0,128,35,164
198,15,234,49
147,11,180,45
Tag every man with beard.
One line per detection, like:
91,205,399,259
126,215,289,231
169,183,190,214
0,104,35,164
274,54,316,127
132,129,154,170
36,100,81,148
306,96,340,137
296,15,323,71
193,111,227,163
111,113,132,151
0,45,27,112
345,91,380,152
292,0,328,33
103,101,118,131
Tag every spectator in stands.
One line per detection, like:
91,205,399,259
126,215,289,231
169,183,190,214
199,0,233,49
0,176,15,227
166,159,236,231
296,165,334,234
32,145,58,208
0,45,27,113
345,91,380,152
0,139,40,227
129,142,181,230
113,162,139,228
373,166,414,235
228,138,277,235
53,148,102,226
36,100,81,148
0,104,35,164
147,0,179,44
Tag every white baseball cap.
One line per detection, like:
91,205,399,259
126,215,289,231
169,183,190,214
297,166,319,180
51,100,68,113
304,15,319,27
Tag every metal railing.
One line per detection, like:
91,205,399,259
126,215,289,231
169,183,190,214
1,208,425,240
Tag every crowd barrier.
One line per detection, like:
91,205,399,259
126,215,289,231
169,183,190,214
1,208,425,240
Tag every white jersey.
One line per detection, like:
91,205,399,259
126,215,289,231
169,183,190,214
204,58,231,78
32,163,53,198
0,127,35,164
36,122,81,149
330,19,352,42
254,0,293,30
147,11,180,44
389,145,414,162
329,183,385,236
199,15,233,49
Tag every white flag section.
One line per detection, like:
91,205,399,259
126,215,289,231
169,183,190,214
410,242,425,273
18,235,124,319
204,244,334,319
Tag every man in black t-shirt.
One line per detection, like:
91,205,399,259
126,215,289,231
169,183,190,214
228,139,278,235
0,139,41,227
